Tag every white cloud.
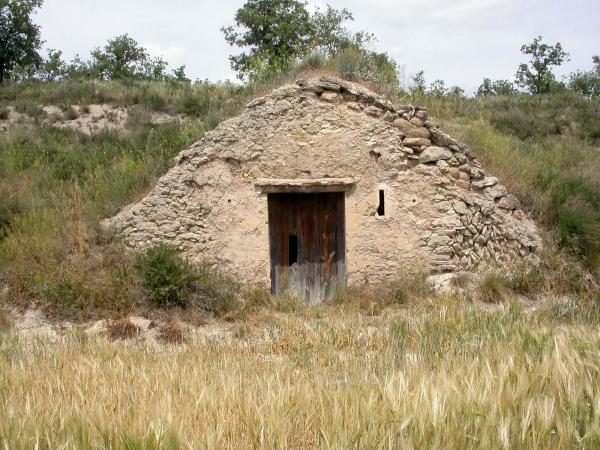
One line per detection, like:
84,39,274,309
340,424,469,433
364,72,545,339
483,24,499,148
144,44,187,67
430,0,521,23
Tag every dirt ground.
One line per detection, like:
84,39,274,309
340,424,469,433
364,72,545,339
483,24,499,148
0,104,183,135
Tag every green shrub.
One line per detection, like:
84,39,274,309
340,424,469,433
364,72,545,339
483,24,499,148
544,175,600,266
508,263,544,294
0,106,8,120
134,245,240,314
15,100,46,120
176,90,211,117
134,245,197,307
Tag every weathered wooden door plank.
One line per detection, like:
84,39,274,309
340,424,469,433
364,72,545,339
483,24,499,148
268,192,346,302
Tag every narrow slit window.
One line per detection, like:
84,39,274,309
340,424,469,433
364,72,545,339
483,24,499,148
288,235,298,266
377,190,385,216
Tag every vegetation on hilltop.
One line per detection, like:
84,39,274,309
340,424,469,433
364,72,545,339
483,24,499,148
0,0,598,322
0,69,598,321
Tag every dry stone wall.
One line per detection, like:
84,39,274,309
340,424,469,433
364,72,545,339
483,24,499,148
103,76,541,284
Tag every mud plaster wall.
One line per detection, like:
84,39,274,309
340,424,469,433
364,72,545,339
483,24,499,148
103,77,541,286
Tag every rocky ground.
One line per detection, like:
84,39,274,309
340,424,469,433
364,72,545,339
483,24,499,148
0,273,560,348
0,103,184,135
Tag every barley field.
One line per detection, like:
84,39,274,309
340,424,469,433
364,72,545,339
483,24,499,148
2,298,600,449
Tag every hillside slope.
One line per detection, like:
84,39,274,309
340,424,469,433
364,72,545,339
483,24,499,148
0,76,598,319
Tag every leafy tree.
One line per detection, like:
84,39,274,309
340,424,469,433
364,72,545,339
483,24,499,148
172,65,189,82
477,78,518,96
222,0,373,81
37,48,66,81
409,70,426,96
309,5,374,55
515,36,569,94
222,0,313,81
87,34,168,81
476,78,494,96
429,79,447,97
569,56,600,98
0,0,43,83
448,86,465,97
64,54,93,80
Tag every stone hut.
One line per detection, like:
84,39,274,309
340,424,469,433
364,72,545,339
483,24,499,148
104,77,541,302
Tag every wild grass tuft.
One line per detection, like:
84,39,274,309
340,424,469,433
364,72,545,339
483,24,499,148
478,271,509,303
62,104,79,120
332,270,434,314
15,99,46,121
107,317,140,340
0,310,12,332
157,319,187,344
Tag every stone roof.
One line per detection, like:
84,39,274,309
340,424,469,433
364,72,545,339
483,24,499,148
103,75,541,275
174,76,517,213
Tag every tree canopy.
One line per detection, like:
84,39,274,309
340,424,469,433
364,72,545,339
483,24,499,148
569,56,600,98
17,34,186,83
87,34,168,81
222,0,374,81
0,0,43,83
515,36,569,94
477,78,518,96
222,0,313,81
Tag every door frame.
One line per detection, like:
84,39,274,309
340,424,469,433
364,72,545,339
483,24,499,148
256,178,356,302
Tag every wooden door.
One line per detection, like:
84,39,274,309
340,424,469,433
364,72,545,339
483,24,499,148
268,192,346,302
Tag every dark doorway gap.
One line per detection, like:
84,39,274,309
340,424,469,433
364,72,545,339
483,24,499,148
288,235,298,266
377,190,385,216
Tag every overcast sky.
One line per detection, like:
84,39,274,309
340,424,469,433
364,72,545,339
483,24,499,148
36,0,600,94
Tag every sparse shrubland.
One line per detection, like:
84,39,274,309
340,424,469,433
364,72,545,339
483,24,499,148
0,68,598,321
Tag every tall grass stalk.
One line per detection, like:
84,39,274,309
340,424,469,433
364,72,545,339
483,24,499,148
1,301,599,448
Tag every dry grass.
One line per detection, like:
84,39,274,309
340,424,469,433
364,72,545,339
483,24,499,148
1,299,600,448
157,320,187,344
450,271,475,290
107,317,140,340
0,310,11,332
478,271,509,303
